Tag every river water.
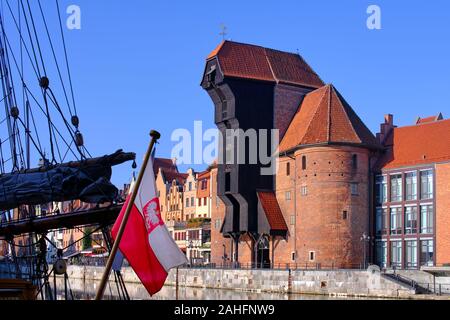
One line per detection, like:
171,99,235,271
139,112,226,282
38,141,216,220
54,278,374,300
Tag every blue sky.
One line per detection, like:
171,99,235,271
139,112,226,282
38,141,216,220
3,0,449,186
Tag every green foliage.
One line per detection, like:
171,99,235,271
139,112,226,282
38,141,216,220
187,217,211,228
82,227,93,250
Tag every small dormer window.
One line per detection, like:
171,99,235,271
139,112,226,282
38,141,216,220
352,154,358,170
206,65,217,84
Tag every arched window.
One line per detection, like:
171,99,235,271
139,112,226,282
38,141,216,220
302,156,307,170
286,162,291,176
352,154,358,170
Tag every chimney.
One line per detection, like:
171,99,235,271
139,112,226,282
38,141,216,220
377,114,395,145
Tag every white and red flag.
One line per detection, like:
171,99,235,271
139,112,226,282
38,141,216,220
111,154,188,296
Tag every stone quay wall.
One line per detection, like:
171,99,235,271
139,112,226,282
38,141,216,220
55,265,416,299
0,263,421,298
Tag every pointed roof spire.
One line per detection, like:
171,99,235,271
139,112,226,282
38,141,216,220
280,84,381,152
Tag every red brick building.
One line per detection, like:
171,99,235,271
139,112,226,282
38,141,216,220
374,113,450,269
202,40,450,269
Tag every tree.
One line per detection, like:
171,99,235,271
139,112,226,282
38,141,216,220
82,227,93,250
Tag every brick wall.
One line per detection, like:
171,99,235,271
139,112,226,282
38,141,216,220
292,146,370,268
274,84,310,139
210,167,229,265
274,157,296,264
436,162,450,265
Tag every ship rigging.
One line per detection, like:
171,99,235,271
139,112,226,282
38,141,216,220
0,0,135,300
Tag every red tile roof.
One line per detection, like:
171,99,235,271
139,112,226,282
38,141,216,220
257,191,288,232
207,41,324,88
196,170,210,179
153,158,178,176
279,84,381,152
162,170,188,185
415,113,443,125
378,118,450,169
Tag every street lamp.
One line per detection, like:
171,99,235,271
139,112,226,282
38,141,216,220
188,240,194,266
222,244,228,267
360,232,371,269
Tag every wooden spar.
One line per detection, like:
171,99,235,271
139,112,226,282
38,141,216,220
0,150,136,176
94,130,161,300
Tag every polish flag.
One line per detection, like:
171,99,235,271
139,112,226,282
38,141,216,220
111,155,188,296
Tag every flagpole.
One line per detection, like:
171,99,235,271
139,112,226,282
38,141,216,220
95,130,161,300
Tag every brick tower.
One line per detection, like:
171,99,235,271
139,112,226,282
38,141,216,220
278,84,382,267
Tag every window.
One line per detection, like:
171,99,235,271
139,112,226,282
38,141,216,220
420,170,433,200
390,174,402,202
405,240,417,269
191,197,195,207
390,241,402,268
420,240,434,266
289,215,295,226
215,219,222,229
185,199,189,207
376,208,388,235
285,191,291,201
375,175,387,204
309,251,315,262
286,162,291,176
352,154,358,170
390,207,402,235
221,101,227,119
188,182,192,191
405,206,418,234
376,241,387,268
351,183,358,195
201,179,208,190
302,156,307,170
188,230,200,240
225,172,231,192
405,172,417,201
301,186,308,196
420,205,434,234
198,199,201,207
203,197,207,206
291,251,296,261
342,211,348,220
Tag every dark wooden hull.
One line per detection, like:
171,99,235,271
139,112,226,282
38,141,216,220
0,279,37,300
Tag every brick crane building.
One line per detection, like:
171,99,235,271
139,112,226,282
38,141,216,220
202,40,450,269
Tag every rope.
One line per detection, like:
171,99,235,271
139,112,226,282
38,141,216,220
56,0,77,117
37,0,74,118
23,0,47,76
3,0,40,79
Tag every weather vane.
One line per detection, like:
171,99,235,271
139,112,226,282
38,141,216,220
219,24,228,40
